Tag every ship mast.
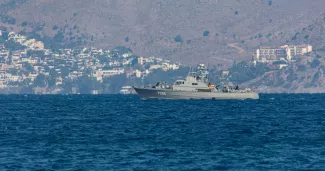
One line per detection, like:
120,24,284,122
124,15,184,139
196,64,209,84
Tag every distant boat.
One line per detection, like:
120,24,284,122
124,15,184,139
119,86,136,95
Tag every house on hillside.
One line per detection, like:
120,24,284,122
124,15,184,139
255,45,312,63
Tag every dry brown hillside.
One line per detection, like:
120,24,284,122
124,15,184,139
2,0,325,65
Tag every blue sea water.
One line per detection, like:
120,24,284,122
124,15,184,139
0,94,324,170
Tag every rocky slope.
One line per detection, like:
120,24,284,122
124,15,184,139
1,0,325,65
241,53,325,93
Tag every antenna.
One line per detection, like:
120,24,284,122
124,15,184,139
187,66,192,77
236,74,238,87
207,63,210,83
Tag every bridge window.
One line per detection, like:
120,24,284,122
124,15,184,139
192,83,198,85
175,81,185,85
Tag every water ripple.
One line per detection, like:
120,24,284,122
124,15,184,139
0,94,324,170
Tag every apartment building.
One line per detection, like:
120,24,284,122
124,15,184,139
256,45,312,62
281,45,312,56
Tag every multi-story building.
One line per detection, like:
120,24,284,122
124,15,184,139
281,45,312,56
256,47,290,61
255,45,312,62
138,57,144,65
95,68,125,80
0,49,9,58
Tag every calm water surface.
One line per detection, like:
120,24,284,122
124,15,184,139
0,94,324,170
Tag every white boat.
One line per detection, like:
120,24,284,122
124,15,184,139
119,86,136,94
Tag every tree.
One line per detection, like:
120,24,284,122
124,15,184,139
49,69,58,78
174,34,183,43
258,33,263,38
310,59,320,68
228,61,270,84
3,15,16,25
53,31,65,42
34,74,47,87
5,39,26,51
24,63,34,72
21,21,28,27
203,30,210,37
0,37,5,43
60,67,70,78
52,25,58,30
76,75,93,94
97,54,109,63
61,79,73,94
47,77,57,87
1,31,9,40
272,61,287,65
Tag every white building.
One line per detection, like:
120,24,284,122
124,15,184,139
27,59,38,64
8,32,27,43
56,77,63,85
3,73,20,82
255,45,313,62
122,53,132,58
162,63,180,71
0,50,9,57
281,45,313,56
95,68,125,81
135,70,142,78
27,73,38,81
101,68,124,77
22,39,45,50
149,65,163,71
68,71,83,80
138,57,144,65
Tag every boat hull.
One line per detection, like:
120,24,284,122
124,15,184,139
133,87,259,100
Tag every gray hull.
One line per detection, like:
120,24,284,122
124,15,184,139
133,87,259,100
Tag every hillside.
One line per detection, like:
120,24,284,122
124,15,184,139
240,52,325,93
1,0,325,65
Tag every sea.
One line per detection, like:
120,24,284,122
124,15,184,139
0,94,324,170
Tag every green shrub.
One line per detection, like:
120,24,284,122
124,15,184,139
174,34,183,43
52,25,58,30
310,59,320,68
21,21,28,27
203,30,210,37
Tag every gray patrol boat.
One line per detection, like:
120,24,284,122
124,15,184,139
133,64,259,100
